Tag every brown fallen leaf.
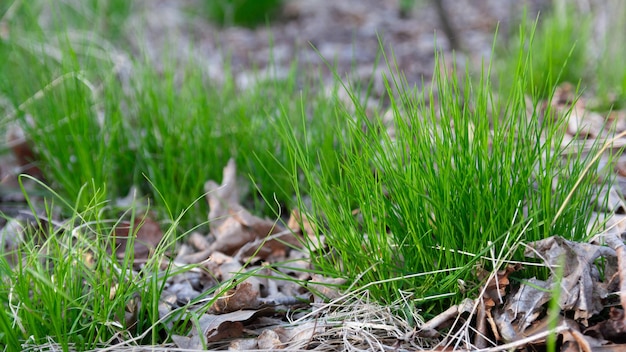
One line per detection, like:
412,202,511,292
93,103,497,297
228,337,259,350
602,233,626,321
551,83,607,140
6,124,43,179
175,232,213,264
287,209,316,238
496,277,548,341
615,152,626,178
171,308,274,349
585,308,626,343
113,215,164,260
307,274,347,303
595,184,626,214
188,231,211,251
205,158,241,230
478,263,521,307
211,216,248,255
256,329,283,350
523,236,614,325
209,281,261,314
474,263,521,346
287,209,324,252
204,160,290,258
202,251,240,282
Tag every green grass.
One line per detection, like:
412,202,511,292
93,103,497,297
0,0,346,227
497,0,590,98
0,176,257,350
204,0,283,28
499,0,626,111
592,2,626,110
1,45,135,214
279,32,614,315
0,179,175,350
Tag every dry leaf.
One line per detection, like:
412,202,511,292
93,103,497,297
205,160,289,258
256,329,282,350
228,338,259,350
172,308,273,349
287,209,316,237
6,124,43,179
307,274,347,303
550,83,609,141
205,158,241,229
113,215,164,260
188,231,211,251
176,247,212,264
617,157,626,178
210,217,251,254
524,236,614,325
585,308,626,343
209,281,261,313
595,184,626,214
478,263,521,307
494,236,616,343
158,291,177,321
202,251,239,281
169,281,201,305
497,277,550,341
474,263,520,346
601,233,626,319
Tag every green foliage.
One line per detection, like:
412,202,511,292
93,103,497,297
205,0,283,28
281,41,610,313
0,38,134,215
120,56,344,224
0,0,344,226
593,2,626,110
499,1,590,98
0,0,131,40
498,0,626,111
0,182,176,350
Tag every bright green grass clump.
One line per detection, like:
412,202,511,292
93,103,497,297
0,182,178,350
281,39,612,315
0,178,256,350
0,1,345,226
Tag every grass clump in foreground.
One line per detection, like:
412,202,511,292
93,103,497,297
282,38,613,316
0,181,181,350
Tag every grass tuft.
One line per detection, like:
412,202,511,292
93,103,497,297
0,3,346,227
280,33,613,314
0,176,205,350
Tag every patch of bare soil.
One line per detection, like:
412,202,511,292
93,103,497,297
129,0,546,94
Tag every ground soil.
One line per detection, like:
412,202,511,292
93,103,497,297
130,0,549,95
